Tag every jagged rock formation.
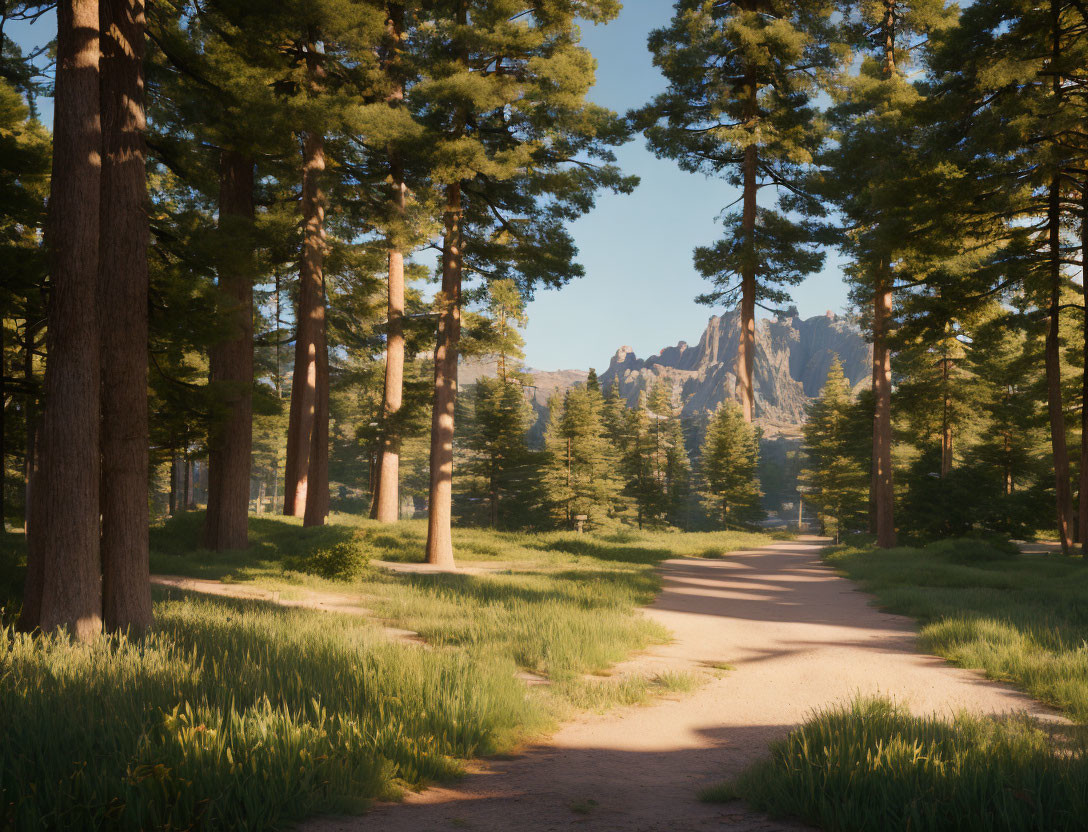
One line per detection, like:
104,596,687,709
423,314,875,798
598,309,871,435
460,309,870,440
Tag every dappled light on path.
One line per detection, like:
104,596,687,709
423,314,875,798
307,537,1053,832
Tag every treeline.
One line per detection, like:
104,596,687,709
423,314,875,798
6,0,1088,641
454,353,764,532
639,0,1088,553
1,0,638,639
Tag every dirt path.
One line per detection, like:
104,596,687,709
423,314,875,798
307,537,1055,832
149,575,424,644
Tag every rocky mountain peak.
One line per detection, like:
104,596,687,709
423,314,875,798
598,311,871,435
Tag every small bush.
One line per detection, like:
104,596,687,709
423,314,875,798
926,537,1017,564
301,532,369,581
720,697,1088,832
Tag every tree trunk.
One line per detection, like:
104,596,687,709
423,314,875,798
303,301,329,526
371,170,406,523
1046,175,1073,553
0,325,5,533
424,183,462,567
183,451,192,509
22,319,38,535
737,142,757,423
872,266,896,548
940,358,953,477
1079,184,1088,553
19,0,103,640
99,0,151,633
169,454,177,516
284,128,328,520
371,5,407,524
202,151,255,550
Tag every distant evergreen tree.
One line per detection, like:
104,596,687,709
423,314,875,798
622,391,661,528
801,359,869,541
461,377,535,528
699,402,762,528
541,384,623,528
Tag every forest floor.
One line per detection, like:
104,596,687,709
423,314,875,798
303,537,1052,832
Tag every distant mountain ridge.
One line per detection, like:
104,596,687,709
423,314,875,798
461,308,872,439
598,308,872,435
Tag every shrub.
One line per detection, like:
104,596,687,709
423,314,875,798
926,536,1017,564
301,532,369,581
717,697,1088,832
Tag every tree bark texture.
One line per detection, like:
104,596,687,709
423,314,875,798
284,129,328,523
737,143,756,423
20,0,103,640
202,151,255,550
424,184,462,567
1046,176,1073,554
371,5,407,523
99,0,151,632
1079,185,1088,552
372,166,407,523
872,268,896,549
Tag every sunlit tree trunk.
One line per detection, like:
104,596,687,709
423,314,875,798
20,0,103,640
1079,184,1088,553
1046,175,1073,553
872,266,895,548
424,183,462,567
371,5,407,524
285,77,328,523
202,151,254,550
940,358,953,478
99,0,151,632
737,139,757,423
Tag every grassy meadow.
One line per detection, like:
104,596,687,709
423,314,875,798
0,515,771,830
707,537,1088,831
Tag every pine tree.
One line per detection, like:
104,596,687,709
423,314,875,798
622,391,661,528
415,0,635,565
924,0,1088,551
20,0,104,640
541,384,623,528
699,401,762,528
461,376,534,528
0,71,49,535
822,0,955,549
638,0,841,422
801,358,869,540
99,0,152,630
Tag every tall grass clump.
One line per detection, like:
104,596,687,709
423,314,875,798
825,540,1088,722
713,697,1088,832
1,594,540,831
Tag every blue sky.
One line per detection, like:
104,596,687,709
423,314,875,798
7,1,851,371
525,0,850,371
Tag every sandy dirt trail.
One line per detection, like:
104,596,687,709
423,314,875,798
307,537,1052,832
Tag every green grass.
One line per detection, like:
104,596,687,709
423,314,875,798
709,697,1088,832
824,538,1088,722
2,514,771,830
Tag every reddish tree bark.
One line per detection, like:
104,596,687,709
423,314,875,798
202,151,255,550
425,184,462,567
872,270,896,549
371,5,407,524
736,131,756,423
284,84,329,524
1046,175,1073,554
1079,185,1088,553
99,0,151,632
20,0,103,640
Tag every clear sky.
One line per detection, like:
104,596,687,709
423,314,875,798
7,1,851,371
524,0,850,371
